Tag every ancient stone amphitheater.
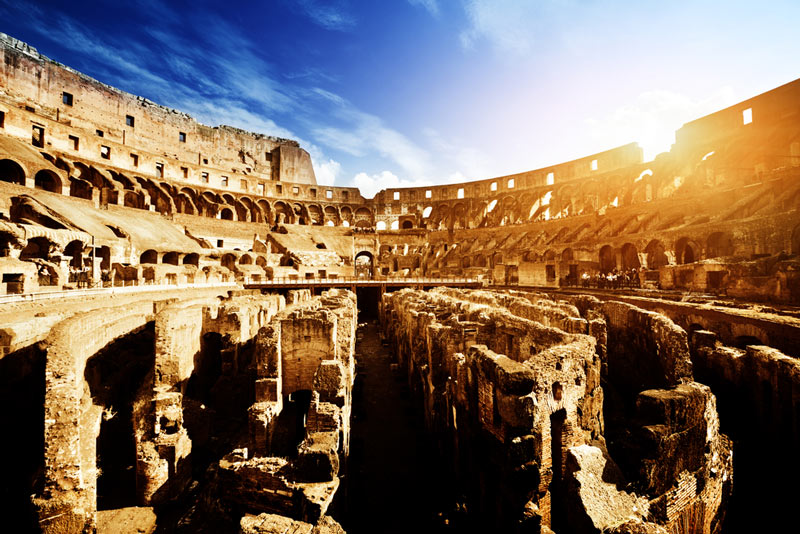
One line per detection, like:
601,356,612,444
0,33,798,534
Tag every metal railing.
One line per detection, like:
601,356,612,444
246,276,479,286
0,281,238,305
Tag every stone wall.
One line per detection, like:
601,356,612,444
382,288,733,533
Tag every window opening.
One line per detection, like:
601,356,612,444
32,125,45,147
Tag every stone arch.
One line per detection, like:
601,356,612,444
620,243,641,270
162,252,179,266
69,176,94,200
140,250,158,264
34,169,62,193
64,240,86,269
182,253,199,266
599,245,616,272
219,207,234,221
239,254,254,265
273,201,293,224
645,239,669,269
323,205,339,226
355,250,374,278
257,199,273,224
0,158,26,186
20,236,56,261
675,237,700,264
221,253,237,271
354,207,373,225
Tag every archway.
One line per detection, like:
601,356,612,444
182,253,199,267
645,240,669,269
140,250,158,264
355,251,374,278
620,243,641,270
0,159,25,186
599,245,616,272
219,208,234,221
20,237,54,261
675,237,698,264
34,170,61,193
64,240,85,269
162,252,179,265
401,220,414,229
222,253,237,271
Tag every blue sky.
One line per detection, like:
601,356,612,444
2,1,799,197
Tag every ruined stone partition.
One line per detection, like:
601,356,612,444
214,289,356,531
381,288,733,534
31,290,293,534
689,332,800,531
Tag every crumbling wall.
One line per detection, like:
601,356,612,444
215,289,356,531
383,288,733,534
690,333,800,532
382,287,601,532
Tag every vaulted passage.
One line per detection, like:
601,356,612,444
84,323,155,511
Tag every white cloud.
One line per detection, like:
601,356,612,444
313,158,342,186
584,87,737,161
459,0,548,55
306,89,434,180
294,0,356,31
408,0,440,17
352,170,431,199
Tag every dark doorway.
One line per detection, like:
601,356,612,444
85,323,155,511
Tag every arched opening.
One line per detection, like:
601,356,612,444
734,335,763,349
620,243,641,270
676,237,698,264
401,220,414,229
376,221,387,231
219,208,234,221
239,254,253,265
706,232,734,258
0,159,25,186
182,253,199,266
69,177,93,200
355,251,374,278
599,245,616,272
20,237,53,261
354,207,372,225
34,170,61,193
85,323,155,510
97,246,111,271
64,240,85,269
274,201,292,224
222,253,237,271
140,250,158,264
162,252,179,265
645,240,669,269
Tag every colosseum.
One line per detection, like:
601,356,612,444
0,32,798,534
